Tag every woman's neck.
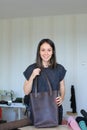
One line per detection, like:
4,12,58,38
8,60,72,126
42,61,50,68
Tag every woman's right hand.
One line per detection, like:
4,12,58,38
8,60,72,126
32,68,41,79
23,68,41,95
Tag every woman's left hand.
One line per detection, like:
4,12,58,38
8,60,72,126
55,96,63,106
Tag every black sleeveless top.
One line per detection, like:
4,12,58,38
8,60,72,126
23,63,66,92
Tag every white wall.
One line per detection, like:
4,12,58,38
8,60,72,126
0,14,87,115
76,15,87,115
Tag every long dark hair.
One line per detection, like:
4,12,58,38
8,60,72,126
36,38,57,69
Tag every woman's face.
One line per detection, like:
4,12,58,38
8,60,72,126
40,42,53,63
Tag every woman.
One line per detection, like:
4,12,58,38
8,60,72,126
23,38,66,124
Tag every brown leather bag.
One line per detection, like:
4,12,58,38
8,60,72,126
30,75,58,128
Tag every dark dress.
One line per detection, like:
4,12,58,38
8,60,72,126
23,63,66,124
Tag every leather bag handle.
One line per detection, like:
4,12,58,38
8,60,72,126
35,73,52,97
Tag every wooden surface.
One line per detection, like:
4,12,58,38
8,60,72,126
66,111,77,116
20,125,72,130
0,118,30,130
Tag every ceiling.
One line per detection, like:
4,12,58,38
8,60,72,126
0,0,87,19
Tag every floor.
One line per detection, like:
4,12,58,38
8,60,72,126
20,125,72,130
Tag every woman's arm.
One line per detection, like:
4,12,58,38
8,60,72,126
56,79,65,106
23,68,41,95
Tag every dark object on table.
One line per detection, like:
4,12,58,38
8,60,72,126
0,100,8,105
11,128,20,130
0,120,7,124
12,98,22,103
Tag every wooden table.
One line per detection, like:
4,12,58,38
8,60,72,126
20,125,72,130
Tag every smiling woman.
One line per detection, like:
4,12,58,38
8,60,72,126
23,38,66,127
40,42,53,67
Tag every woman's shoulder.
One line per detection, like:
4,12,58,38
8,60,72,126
23,63,37,75
26,63,37,70
56,63,66,70
23,63,37,80
56,63,66,73
56,63,66,80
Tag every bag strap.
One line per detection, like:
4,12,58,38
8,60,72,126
35,73,52,97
